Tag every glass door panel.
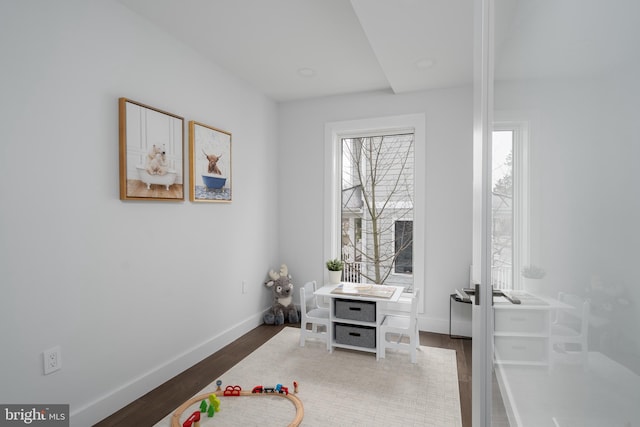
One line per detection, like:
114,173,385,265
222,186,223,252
491,0,640,425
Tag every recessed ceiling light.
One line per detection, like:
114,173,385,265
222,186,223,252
297,67,316,78
415,58,436,70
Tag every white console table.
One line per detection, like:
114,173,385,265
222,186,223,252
494,292,570,366
314,283,404,359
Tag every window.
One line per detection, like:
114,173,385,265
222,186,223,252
325,114,425,295
394,220,413,274
491,130,514,289
491,121,529,290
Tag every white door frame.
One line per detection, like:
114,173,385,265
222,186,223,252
472,0,495,425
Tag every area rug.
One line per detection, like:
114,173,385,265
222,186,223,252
155,327,462,427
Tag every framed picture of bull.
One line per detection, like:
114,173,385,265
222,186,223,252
119,97,185,201
189,121,232,202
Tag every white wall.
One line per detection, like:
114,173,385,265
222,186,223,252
0,1,279,425
277,87,474,333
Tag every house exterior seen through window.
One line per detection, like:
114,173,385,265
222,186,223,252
340,133,414,289
394,220,413,274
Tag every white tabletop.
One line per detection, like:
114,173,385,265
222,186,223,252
314,283,404,303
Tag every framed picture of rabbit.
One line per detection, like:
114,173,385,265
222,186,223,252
189,121,232,202
119,98,185,201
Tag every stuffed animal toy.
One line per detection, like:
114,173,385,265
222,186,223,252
263,264,299,325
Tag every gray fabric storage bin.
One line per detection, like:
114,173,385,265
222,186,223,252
334,323,376,348
334,299,376,322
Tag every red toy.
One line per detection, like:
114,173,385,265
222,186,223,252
182,410,200,427
223,385,242,396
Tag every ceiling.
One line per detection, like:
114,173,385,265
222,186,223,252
118,0,639,102
118,0,473,102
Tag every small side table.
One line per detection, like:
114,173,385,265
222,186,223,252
449,294,472,339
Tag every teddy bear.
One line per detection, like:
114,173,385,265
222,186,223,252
263,264,299,325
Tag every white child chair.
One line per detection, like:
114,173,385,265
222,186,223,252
549,292,590,368
299,281,330,350
379,288,420,363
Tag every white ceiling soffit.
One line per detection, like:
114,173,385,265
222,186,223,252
351,0,473,94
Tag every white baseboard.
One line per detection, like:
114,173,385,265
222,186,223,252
418,315,472,337
70,312,265,427
418,316,448,335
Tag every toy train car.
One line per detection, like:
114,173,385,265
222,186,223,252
275,384,289,395
251,384,289,395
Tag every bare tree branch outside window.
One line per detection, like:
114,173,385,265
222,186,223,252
491,133,514,289
341,134,414,285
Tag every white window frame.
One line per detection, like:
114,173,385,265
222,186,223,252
324,114,425,307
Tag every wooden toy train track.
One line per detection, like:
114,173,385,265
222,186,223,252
171,385,303,427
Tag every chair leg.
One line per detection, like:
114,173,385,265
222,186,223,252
300,321,332,351
410,330,417,363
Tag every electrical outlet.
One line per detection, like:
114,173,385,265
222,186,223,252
43,346,62,375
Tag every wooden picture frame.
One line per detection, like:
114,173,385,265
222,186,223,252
189,121,232,202
119,98,184,201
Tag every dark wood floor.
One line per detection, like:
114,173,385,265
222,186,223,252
94,324,472,427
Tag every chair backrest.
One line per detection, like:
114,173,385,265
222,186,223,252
556,292,590,334
409,288,420,326
299,287,308,320
300,281,325,321
299,281,318,312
